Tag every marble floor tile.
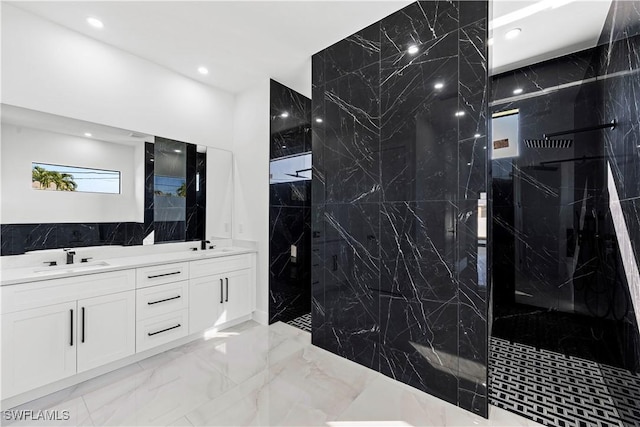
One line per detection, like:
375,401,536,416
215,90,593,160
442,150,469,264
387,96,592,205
7,320,544,427
82,353,235,426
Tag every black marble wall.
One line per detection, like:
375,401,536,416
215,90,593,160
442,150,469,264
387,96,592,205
599,0,640,372
269,79,312,324
311,1,489,417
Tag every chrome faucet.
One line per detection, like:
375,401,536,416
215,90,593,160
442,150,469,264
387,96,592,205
64,248,76,264
201,240,211,250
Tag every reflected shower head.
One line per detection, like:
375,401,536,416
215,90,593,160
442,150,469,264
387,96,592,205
524,139,573,148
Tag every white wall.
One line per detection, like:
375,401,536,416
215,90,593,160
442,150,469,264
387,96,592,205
1,124,142,224
232,80,270,324
1,4,235,151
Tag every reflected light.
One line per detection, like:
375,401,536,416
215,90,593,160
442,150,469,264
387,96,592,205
86,17,104,29
327,422,413,427
505,28,522,40
280,112,289,118
474,133,481,138
407,45,419,55
455,111,465,117
513,88,524,95
315,118,323,123
203,328,240,341
434,82,444,90
84,132,92,137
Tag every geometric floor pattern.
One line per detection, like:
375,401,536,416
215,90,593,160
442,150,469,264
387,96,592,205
490,337,640,427
286,312,312,332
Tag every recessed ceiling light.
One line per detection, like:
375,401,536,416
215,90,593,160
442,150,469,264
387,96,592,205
280,112,289,118
197,66,209,75
150,158,155,162
505,28,522,40
282,145,287,149
474,133,481,138
315,118,323,123
84,132,92,137
467,162,472,166
407,45,419,55
86,17,104,29
455,111,465,117
483,146,487,150
434,82,444,90
513,88,524,95
174,149,182,153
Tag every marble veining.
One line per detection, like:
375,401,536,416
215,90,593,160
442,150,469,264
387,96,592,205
312,0,488,417
269,80,312,324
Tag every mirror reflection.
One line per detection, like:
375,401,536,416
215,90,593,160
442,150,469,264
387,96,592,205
0,104,232,255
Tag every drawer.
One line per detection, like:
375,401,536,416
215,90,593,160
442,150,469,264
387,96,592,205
136,262,189,288
136,281,189,321
136,309,188,353
1,269,135,314
190,255,251,279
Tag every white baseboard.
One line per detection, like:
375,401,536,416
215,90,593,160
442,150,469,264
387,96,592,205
252,309,268,325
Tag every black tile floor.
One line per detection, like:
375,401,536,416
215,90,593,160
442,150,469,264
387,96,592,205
286,313,312,332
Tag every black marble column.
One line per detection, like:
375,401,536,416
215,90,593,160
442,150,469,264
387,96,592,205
311,1,489,417
269,80,312,324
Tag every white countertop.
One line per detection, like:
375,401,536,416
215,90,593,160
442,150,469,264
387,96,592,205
0,246,256,286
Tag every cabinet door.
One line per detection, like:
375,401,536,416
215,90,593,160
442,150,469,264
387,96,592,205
77,291,135,373
223,269,252,323
1,301,77,397
189,274,224,333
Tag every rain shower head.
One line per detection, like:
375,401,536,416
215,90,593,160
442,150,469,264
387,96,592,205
524,139,573,148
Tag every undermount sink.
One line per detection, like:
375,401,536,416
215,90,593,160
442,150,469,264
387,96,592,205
33,261,110,274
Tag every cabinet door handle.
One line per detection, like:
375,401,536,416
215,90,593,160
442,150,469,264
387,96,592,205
147,271,181,279
69,309,74,346
220,278,224,304
81,307,85,343
148,295,181,305
148,324,181,336
225,278,229,302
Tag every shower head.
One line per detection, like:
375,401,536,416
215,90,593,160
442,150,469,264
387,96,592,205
524,138,573,148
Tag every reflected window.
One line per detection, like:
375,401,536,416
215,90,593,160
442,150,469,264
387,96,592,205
31,162,120,194
269,152,312,184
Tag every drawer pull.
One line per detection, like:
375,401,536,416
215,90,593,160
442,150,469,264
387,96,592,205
70,309,74,347
148,324,181,336
147,295,181,305
147,271,182,279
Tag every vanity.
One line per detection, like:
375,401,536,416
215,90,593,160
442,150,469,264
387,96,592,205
0,244,257,409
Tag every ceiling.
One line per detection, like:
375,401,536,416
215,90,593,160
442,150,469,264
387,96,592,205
8,1,613,93
1,104,153,146
491,0,612,75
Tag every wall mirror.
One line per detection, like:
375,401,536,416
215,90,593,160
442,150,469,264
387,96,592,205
0,103,233,255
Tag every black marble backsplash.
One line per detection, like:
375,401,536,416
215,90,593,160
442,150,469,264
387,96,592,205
1,222,144,255
312,1,489,417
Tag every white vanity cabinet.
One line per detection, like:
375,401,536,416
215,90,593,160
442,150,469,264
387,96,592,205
1,270,136,398
76,291,136,373
188,254,254,333
1,301,78,398
1,250,256,407
134,262,190,351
